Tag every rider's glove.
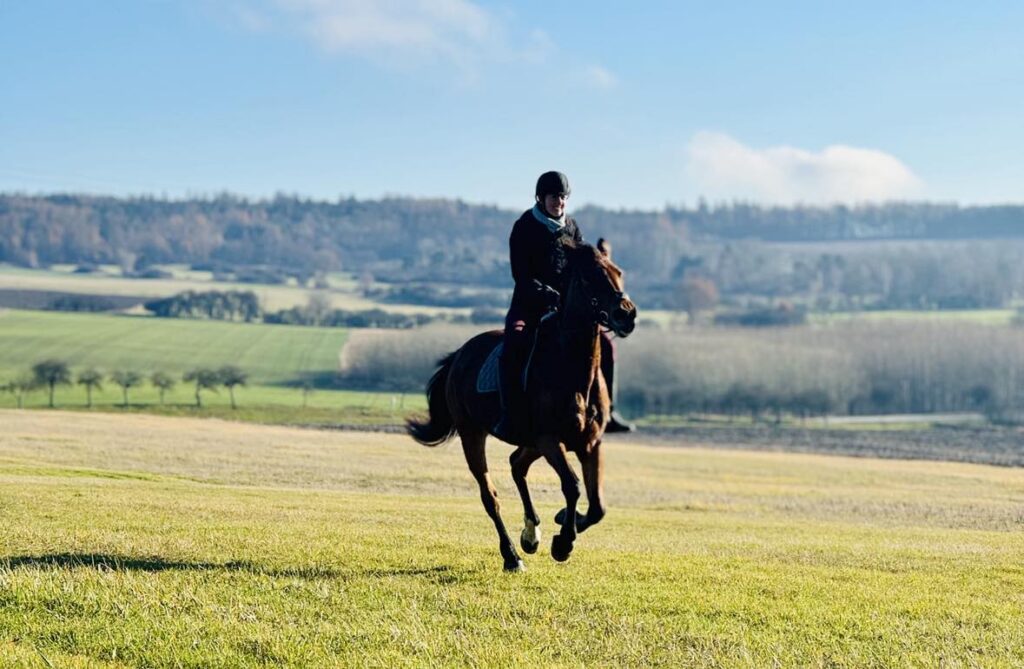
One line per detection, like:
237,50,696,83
539,284,561,309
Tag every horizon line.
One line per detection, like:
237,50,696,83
2,188,1018,213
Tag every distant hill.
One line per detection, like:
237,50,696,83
3,193,1024,310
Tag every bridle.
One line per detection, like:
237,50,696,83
590,290,627,330
558,263,629,335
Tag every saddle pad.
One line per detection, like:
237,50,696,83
476,342,502,394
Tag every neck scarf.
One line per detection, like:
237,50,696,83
532,204,566,233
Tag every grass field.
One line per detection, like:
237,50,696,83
1,410,1022,667
0,309,347,386
0,309,426,421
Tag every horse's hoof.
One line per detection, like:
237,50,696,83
521,523,541,554
551,535,574,562
504,559,526,573
554,508,587,531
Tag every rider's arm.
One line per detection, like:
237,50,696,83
509,218,532,288
510,220,557,307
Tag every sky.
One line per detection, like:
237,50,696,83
1,1,1022,210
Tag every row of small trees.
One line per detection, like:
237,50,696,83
2,360,249,409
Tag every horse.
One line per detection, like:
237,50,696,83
407,239,638,571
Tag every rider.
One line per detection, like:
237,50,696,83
493,171,634,442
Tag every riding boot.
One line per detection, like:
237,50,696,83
606,407,635,433
600,334,635,433
494,334,527,443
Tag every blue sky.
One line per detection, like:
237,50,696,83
2,1,1022,209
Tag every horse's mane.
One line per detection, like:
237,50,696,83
560,238,623,281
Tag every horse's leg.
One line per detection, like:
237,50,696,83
555,441,604,533
538,435,580,562
575,440,606,533
461,429,524,572
509,446,543,554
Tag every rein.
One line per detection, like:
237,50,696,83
556,268,623,336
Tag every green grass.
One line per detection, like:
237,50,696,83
1,410,1023,667
0,382,424,419
0,308,423,425
0,309,347,386
0,309,428,424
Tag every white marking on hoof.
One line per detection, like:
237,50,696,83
506,560,526,573
522,518,541,546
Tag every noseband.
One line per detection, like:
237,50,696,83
589,291,626,328
569,264,627,332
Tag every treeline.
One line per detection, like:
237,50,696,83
144,290,261,321
615,322,1024,421
5,193,1024,310
334,321,1024,422
2,359,249,409
678,240,1024,312
143,290,504,328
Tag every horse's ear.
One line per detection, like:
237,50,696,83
596,238,612,259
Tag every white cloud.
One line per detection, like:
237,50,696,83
232,4,273,32
228,2,614,87
583,65,618,90
271,0,495,69
685,131,924,204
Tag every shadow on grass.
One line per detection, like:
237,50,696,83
1,553,459,582
277,370,419,394
277,370,348,390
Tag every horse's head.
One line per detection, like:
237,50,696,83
563,237,638,337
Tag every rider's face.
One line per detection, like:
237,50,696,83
542,193,568,217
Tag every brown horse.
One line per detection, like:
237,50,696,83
407,239,637,571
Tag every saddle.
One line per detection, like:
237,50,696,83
476,316,551,394
476,342,503,394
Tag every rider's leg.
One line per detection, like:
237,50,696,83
600,332,635,433
495,315,529,442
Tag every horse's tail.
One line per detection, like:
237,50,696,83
406,351,458,447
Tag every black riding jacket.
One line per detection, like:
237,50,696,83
508,208,584,323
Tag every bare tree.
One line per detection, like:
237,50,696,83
77,368,103,408
306,292,332,327
679,276,719,324
110,370,143,407
150,371,176,405
32,359,71,408
183,368,220,408
4,376,36,409
218,365,248,410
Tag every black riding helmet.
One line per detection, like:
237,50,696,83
535,171,571,199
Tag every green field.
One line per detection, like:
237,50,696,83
0,309,347,385
0,264,467,315
0,309,426,420
1,410,1022,667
